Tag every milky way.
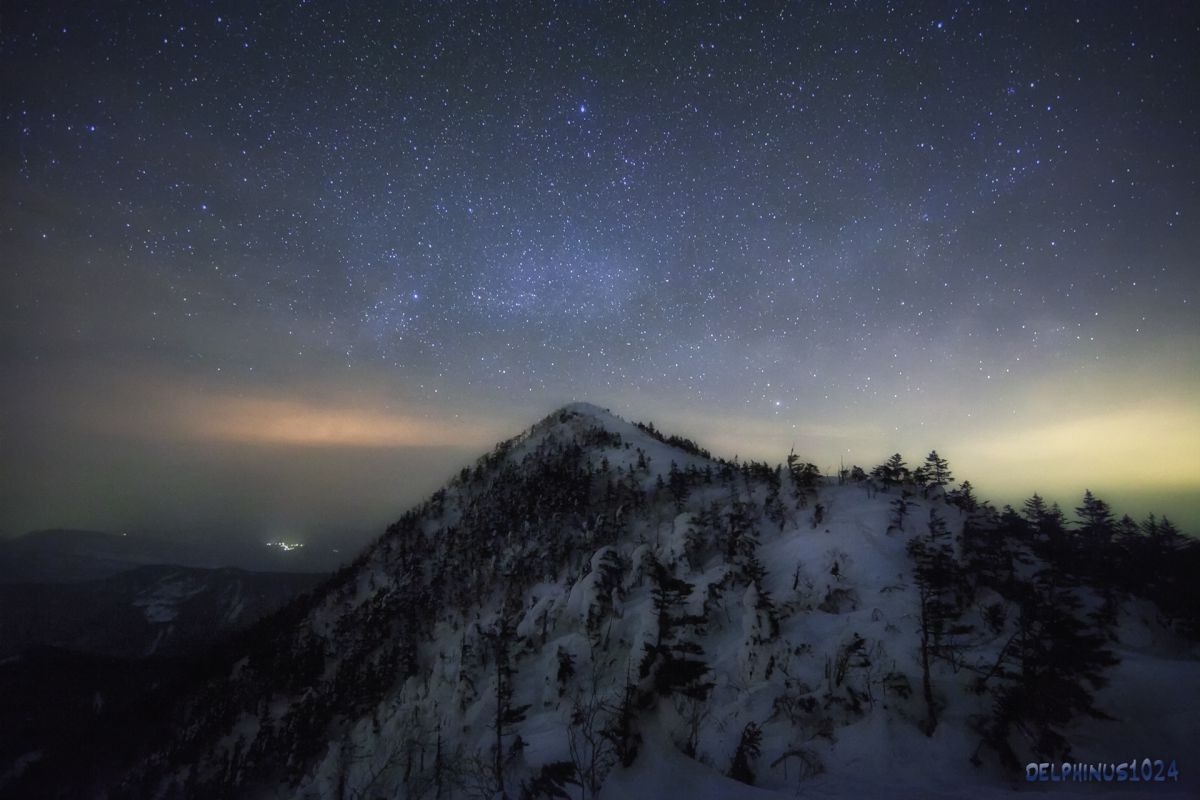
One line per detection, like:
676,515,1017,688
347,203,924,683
2,2,1197,539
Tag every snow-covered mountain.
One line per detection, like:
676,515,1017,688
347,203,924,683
7,403,1197,798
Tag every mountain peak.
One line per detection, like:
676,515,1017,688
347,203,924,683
551,401,618,421
529,402,710,470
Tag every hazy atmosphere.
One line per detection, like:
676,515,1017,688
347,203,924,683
3,1,1198,544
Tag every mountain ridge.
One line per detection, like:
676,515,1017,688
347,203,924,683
0,527,343,582
6,403,1197,799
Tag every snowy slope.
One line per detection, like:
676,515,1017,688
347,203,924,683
12,403,1195,799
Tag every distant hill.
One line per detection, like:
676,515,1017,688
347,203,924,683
0,564,325,659
0,529,216,584
0,527,356,583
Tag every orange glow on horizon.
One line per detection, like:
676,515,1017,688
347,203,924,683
177,394,502,449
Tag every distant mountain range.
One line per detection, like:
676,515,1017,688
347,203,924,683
0,527,358,583
0,528,212,584
0,564,325,659
0,529,328,792
3,403,1197,798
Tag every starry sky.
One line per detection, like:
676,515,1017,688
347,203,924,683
2,1,1198,546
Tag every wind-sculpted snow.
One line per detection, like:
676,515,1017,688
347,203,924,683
27,405,1196,799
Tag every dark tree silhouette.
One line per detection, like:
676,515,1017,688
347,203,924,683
872,453,908,488
786,450,822,508
922,450,953,490
906,508,969,735
727,722,763,785
639,558,713,701
483,613,531,798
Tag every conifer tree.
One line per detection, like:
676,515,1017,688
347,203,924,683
872,453,908,488
684,504,718,571
763,466,787,530
888,495,911,533
911,464,929,488
981,566,1117,768
727,722,763,785
723,497,753,562
602,669,641,767
667,461,689,512
922,450,953,488
640,558,713,700
948,480,977,512
906,508,968,735
556,647,576,695
786,449,821,507
1075,490,1115,545
483,613,530,797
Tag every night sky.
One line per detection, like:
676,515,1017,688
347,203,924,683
2,1,1198,545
